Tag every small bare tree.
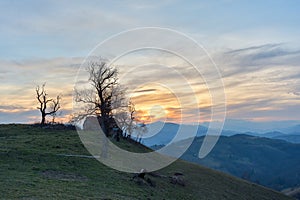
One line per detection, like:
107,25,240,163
36,83,61,125
114,111,130,137
135,122,147,143
114,100,136,138
114,100,148,142
127,101,136,138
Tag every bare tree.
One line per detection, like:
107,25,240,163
127,101,136,138
114,111,130,137
36,83,61,125
114,100,136,138
114,100,148,142
74,59,123,136
135,122,147,143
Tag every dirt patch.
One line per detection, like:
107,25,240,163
41,170,88,182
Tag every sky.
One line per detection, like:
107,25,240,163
1,0,300,126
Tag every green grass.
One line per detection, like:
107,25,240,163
0,124,293,199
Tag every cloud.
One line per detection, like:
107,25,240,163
223,43,300,68
0,1,149,59
1,42,300,123
0,1,300,124
0,57,83,123
289,91,300,96
226,43,282,54
202,43,300,121
0,110,39,124
0,105,26,112
0,107,72,124
135,88,157,93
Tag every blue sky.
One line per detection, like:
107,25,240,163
0,0,300,125
1,0,300,59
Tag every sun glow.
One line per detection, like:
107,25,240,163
130,84,181,123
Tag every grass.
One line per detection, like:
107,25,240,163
0,124,293,199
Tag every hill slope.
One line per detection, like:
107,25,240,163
0,124,292,200
177,134,300,191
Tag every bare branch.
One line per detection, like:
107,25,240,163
35,83,62,125
73,58,125,136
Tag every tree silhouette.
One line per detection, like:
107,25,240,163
74,58,123,136
114,100,136,138
36,83,61,125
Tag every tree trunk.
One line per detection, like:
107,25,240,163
100,116,108,136
41,113,46,125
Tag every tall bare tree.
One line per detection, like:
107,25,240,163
74,59,122,136
36,83,61,125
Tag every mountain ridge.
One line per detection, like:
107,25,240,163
165,134,300,192
142,121,300,146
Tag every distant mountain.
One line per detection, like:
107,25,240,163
141,122,207,146
273,135,300,144
219,129,241,136
142,122,300,146
201,119,299,133
238,131,300,144
282,124,300,135
261,131,285,138
174,134,300,191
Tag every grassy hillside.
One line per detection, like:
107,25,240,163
0,124,293,200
